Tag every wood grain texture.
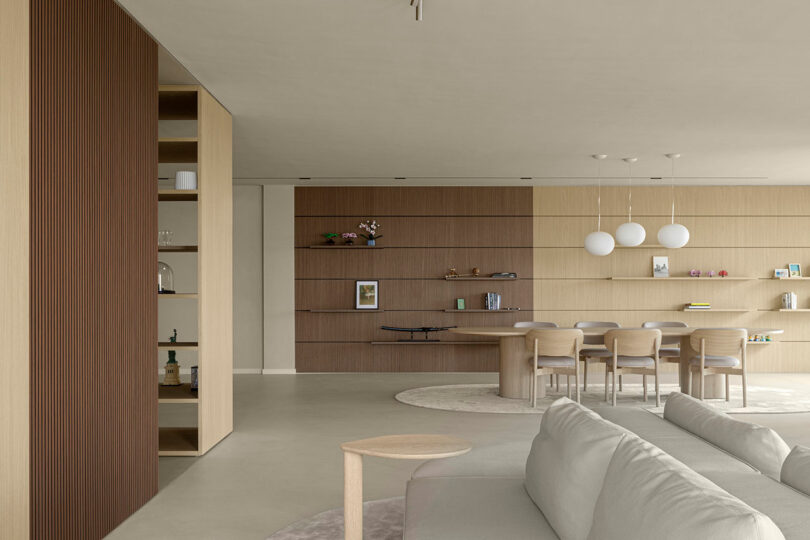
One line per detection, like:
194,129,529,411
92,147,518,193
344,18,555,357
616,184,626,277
533,186,810,373
0,0,30,536
197,87,234,454
295,188,533,371
29,0,158,537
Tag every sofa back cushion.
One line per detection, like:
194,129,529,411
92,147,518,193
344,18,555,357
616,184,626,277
524,397,627,540
781,446,810,496
588,435,786,540
664,391,790,479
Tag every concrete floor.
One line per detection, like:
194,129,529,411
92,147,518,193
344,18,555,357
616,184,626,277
107,373,810,540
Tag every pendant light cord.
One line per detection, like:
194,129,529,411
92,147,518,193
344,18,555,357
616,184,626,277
627,161,633,222
597,158,602,231
670,157,676,224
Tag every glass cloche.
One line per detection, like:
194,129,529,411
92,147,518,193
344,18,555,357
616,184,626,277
158,261,175,294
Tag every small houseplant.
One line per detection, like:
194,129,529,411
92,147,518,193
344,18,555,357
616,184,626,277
358,220,382,246
342,232,357,245
322,233,338,245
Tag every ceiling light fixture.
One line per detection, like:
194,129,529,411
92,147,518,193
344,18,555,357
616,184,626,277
584,154,615,256
615,157,646,247
658,153,690,248
410,0,423,21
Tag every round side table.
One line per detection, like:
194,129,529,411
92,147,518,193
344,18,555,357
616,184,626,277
340,434,472,540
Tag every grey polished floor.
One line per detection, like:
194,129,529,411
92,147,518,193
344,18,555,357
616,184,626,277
107,373,810,540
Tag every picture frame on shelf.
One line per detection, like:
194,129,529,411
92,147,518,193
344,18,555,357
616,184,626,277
775,268,789,279
456,298,466,310
652,256,669,278
788,264,802,278
355,280,379,310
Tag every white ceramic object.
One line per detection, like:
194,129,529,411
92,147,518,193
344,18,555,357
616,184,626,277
657,223,690,248
175,170,197,190
615,222,646,246
584,231,615,256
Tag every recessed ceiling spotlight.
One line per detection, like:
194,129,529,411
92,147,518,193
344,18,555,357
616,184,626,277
394,177,407,180
520,177,533,180
298,177,310,180
650,177,662,180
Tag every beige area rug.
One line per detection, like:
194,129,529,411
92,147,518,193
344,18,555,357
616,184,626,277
394,383,810,414
267,497,404,540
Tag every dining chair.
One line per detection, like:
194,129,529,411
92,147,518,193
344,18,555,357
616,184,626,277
525,328,584,407
514,322,560,388
575,321,620,392
642,321,687,383
688,328,748,407
604,328,662,407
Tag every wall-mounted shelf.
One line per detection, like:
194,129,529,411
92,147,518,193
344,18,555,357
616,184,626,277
158,90,198,120
308,245,385,249
370,341,498,345
158,427,199,456
444,309,520,313
610,277,754,281
158,293,198,299
681,308,751,312
772,277,810,281
614,244,666,249
158,384,198,403
158,137,198,163
444,277,517,281
158,341,198,350
158,245,198,252
308,309,383,313
772,309,810,312
158,189,198,202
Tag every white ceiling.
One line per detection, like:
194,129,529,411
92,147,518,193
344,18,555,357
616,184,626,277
120,0,810,185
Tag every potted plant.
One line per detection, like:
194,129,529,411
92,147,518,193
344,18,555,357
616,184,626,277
358,220,382,246
322,233,338,245
342,232,357,245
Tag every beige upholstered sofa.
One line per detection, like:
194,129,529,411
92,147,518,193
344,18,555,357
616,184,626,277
404,393,810,540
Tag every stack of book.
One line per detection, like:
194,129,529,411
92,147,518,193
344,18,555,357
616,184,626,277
485,293,502,310
684,302,711,310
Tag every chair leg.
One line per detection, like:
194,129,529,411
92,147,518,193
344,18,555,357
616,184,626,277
583,358,588,391
725,374,730,402
567,375,571,398
699,368,705,401
612,369,618,407
604,368,609,402
742,370,748,408
643,374,648,402
575,370,581,404
555,373,560,392
687,369,692,396
531,372,536,408
619,374,623,392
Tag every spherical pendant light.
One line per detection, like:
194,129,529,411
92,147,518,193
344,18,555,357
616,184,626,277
585,230,616,256
584,154,615,256
657,154,690,248
615,157,646,246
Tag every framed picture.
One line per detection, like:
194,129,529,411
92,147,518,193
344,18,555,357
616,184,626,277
355,280,379,309
456,298,466,310
775,268,789,279
652,256,669,278
788,264,802,278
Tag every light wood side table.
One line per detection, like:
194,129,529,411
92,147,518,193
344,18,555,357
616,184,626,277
340,434,472,540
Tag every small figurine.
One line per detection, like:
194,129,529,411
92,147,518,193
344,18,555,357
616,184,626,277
719,270,728,278
162,329,181,386
472,267,481,277
690,269,701,278
446,267,459,278
322,233,338,245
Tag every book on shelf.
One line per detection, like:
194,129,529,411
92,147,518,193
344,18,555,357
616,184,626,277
685,302,711,310
484,292,502,310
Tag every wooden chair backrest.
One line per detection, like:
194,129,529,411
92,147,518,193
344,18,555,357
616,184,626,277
525,329,584,358
576,321,620,345
604,328,662,356
642,321,687,346
690,328,747,357
514,321,558,328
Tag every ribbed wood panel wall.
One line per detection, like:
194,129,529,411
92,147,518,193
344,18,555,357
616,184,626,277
30,0,158,537
533,186,810,373
295,187,533,372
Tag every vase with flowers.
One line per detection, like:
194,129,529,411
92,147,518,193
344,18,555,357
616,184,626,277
342,232,357,245
358,220,382,246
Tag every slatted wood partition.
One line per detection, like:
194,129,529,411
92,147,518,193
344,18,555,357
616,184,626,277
29,0,158,537
533,186,810,373
295,187,534,371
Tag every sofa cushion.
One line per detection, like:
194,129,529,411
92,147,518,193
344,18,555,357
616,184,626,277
411,439,532,479
664,391,790,479
404,477,559,540
782,446,810,496
525,397,627,540
595,406,757,474
588,435,786,540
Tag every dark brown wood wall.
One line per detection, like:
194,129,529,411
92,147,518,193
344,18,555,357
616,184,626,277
295,187,534,371
30,0,158,537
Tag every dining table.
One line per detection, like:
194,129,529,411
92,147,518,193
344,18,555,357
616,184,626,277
449,326,784,400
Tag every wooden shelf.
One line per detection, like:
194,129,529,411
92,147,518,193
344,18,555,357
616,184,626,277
159,90,198,120
614,244,666,249
158,293,198,299
772,277,810,281
371,341,498,345
308,309,382,313
158,384,198,403
159,427,198,456
158,341,198,350
158,189,198,202
772,309,810,312
309,245,384,249
158,245,198,252
747,340,774,345
681,308,751,312
444,276,517,281
610,277,754,281
444,309,520,313
159,138,197,163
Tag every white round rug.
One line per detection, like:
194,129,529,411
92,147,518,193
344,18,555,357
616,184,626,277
267,497,403,540
395,383,810,414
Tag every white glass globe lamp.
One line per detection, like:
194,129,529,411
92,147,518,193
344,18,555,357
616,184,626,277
585,231,615,256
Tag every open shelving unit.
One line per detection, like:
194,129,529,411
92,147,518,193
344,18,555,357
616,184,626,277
309,245,384,249
609,276,755,281
157,85,233,457
444,276,517,281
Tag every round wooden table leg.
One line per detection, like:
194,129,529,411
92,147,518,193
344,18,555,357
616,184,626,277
499,336,533,399
679,335,725,399
344,451,363,540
